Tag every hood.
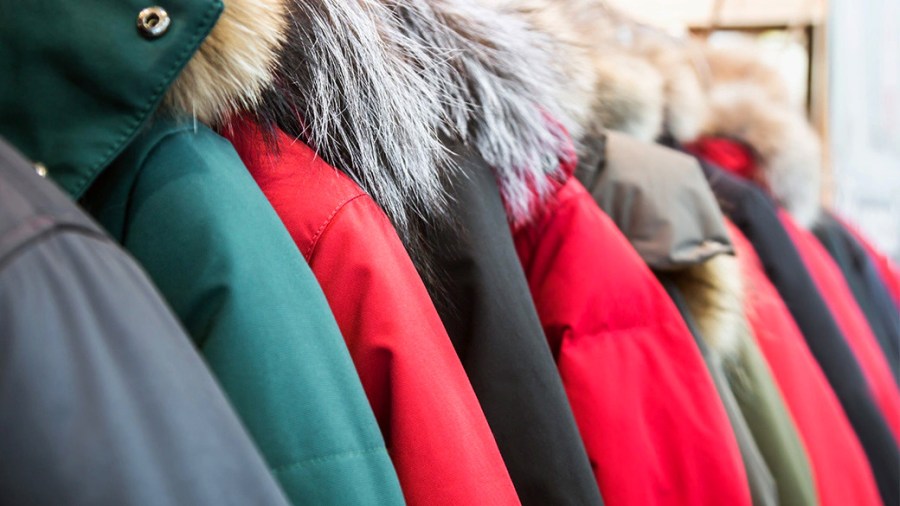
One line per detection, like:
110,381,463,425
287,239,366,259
697,83,823,228
702,42,793,107
631,33,709,143
671,254,748,358
389,0,576,224
581,131,733,270
493,0,667,145
0,0,285,199
249,0,449,246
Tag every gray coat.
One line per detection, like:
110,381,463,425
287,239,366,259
0,137,290,506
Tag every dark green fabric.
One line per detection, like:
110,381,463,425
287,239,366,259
81,118,405,505
0,0,220,198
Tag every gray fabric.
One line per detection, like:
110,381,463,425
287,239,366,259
580,131,733,270
0,137,290,506
661,276,779,506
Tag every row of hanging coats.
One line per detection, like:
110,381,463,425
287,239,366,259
0,0,897,504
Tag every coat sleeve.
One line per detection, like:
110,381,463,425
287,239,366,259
731,186,899,506
118,127,405,505
0,228,290,506
307,195,520,506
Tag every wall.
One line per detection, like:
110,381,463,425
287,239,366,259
828,0,900,260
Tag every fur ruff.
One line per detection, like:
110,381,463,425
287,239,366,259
631,34,709,143
496,0,668,144
253,0,450,249
389,0,576,224
164,0,287,126
703,84,823,227
672,254,748,359
702,42,793,107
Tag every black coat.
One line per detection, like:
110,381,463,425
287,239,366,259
814,212,900,382
424,143,603,506
698,159,900,506
0,138,290,506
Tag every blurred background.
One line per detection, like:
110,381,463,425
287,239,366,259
607,0,900,260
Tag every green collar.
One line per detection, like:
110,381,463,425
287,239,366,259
0,0,222,198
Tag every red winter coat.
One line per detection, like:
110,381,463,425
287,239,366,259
512,166,751,506
779,210,900,441
727,219,883,506
226,119,519,506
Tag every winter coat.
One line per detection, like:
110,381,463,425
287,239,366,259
431,142,603,505
780,210,900,441
814,213,900,380
0,1,404,504
581,131,816,506
225,119,519,506
661,279,778,506
726,218,883,506
697,158,899,506
513,161,752,506
0,137,289,506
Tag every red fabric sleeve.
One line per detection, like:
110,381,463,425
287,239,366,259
514,178,751,506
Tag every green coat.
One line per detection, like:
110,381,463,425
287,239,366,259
0,1,405,504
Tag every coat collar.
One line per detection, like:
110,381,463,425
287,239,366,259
0,0,287,200
0,0,222,198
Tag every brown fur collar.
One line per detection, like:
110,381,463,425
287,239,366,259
164,0,287,127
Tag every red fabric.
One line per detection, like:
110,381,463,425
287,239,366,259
512,174,751,506
840,217,900,310
684,137,757,181
779,210,900,441
727,220,882,506
226,119,519,506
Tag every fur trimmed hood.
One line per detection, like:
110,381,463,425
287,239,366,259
492,0,670,145
631,34,709,143
390,0,578,223
700,83,823,228
164,0,287,127
250,0,449,248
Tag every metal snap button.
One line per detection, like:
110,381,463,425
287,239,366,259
137,6,170,39
33,162,48,178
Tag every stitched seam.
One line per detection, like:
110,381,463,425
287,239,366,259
271,446,388,475
304,193,367,261
71,1,221,198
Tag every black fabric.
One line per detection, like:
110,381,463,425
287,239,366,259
0,138,290,506
424,144,603,506
697,158,900,506
814,212,900,383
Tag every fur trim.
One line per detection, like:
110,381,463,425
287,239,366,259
164,0,286,126
589,52,665,142
704,84,823,227
390,0,576,223
632,35,709,143
496,0,667,144
703,42,792,107
253,0,449,248
672,254,747,358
